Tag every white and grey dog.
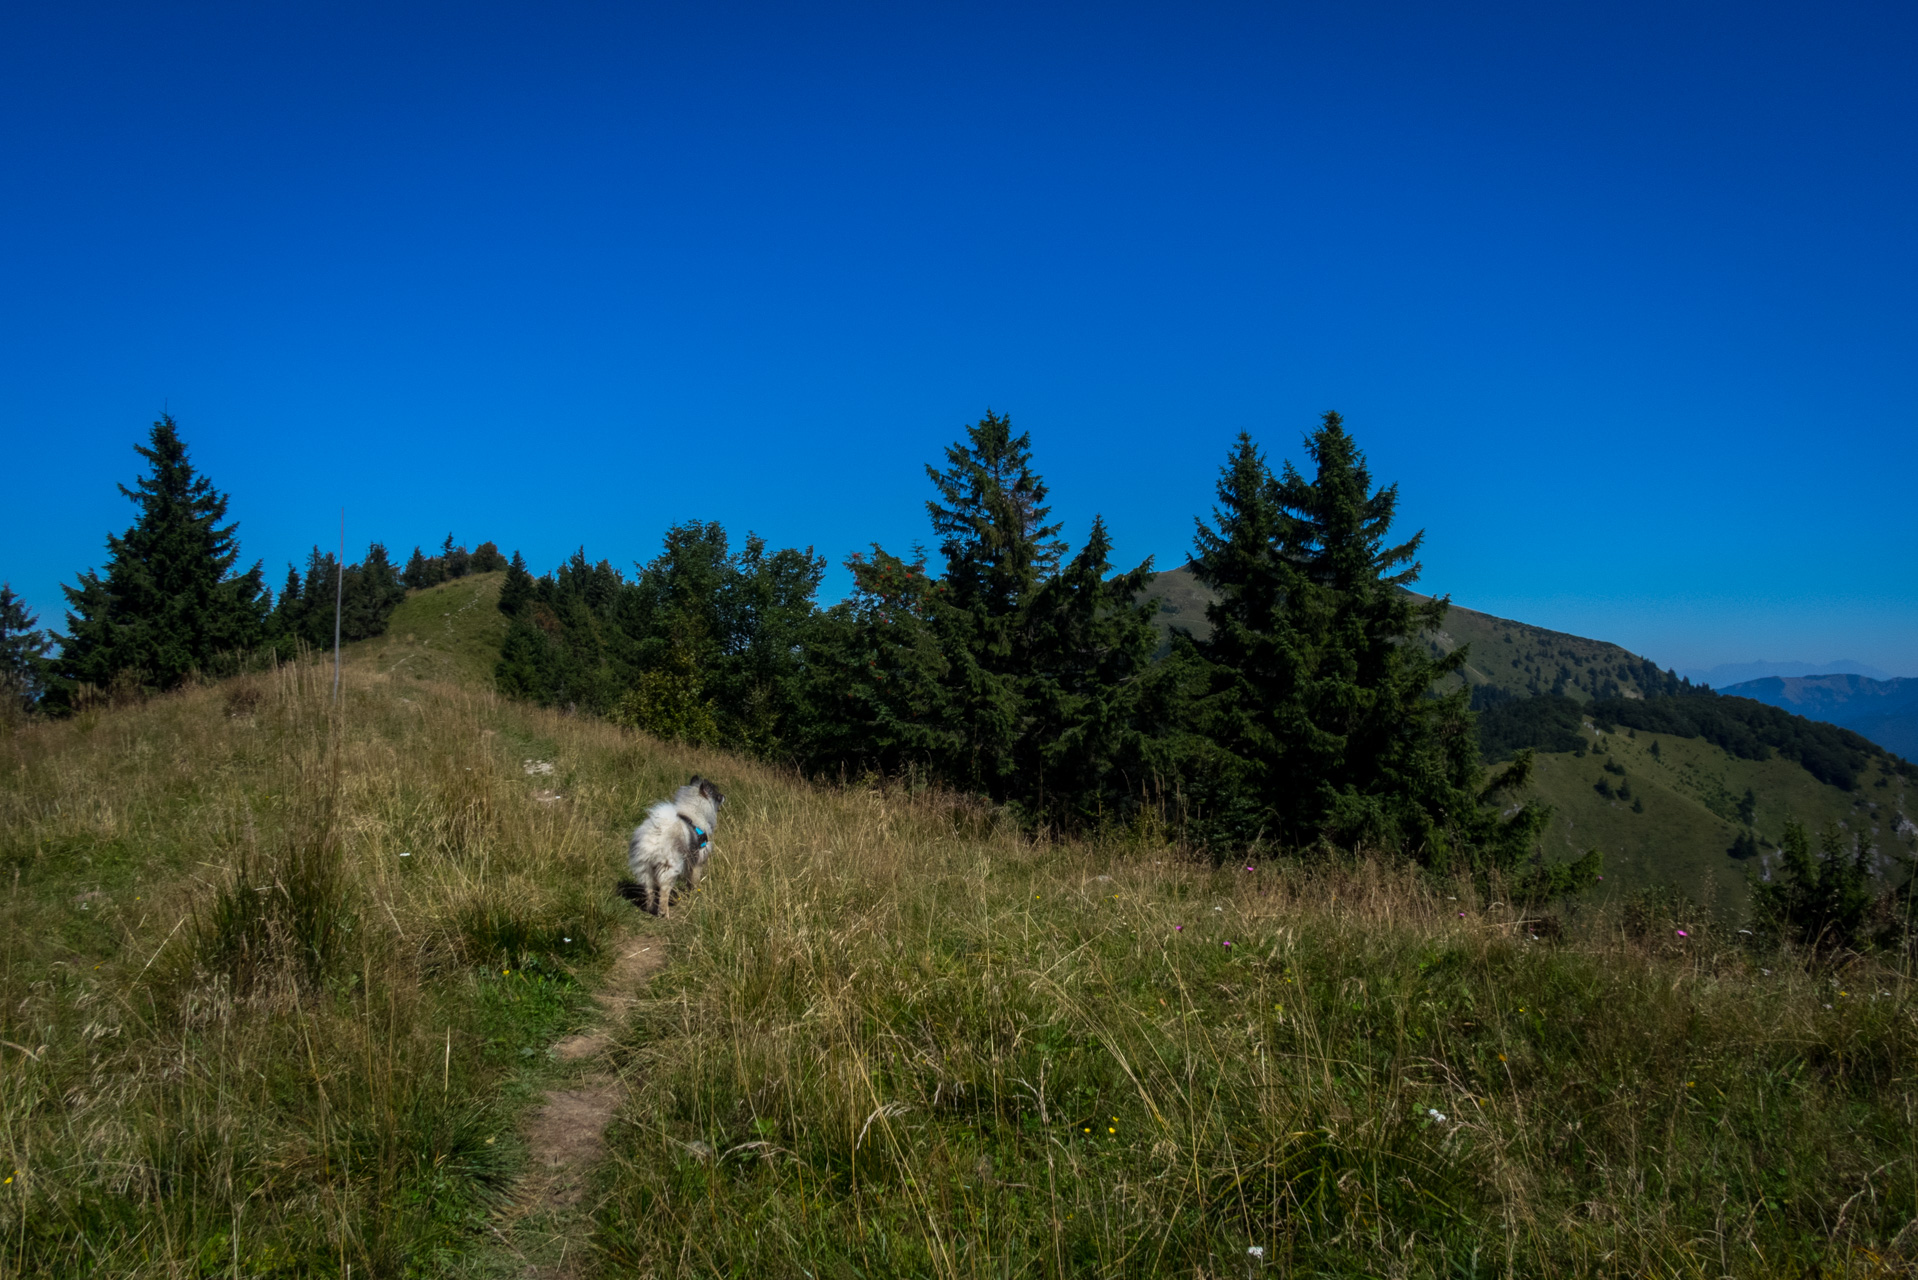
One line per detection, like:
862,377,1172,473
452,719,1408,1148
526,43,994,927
625,775,725,916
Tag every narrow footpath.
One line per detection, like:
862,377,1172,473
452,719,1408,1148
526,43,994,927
490,934,665,1279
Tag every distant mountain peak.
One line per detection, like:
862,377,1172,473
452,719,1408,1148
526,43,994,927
1682,659,1895,687
1715,673,1918,760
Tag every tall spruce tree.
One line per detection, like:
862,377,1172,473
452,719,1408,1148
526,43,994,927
272,564,306,644
402,546,442,590
498,550,534,615
923,410,1064,795
0,584,53,714
340,543,406,640
804,410,1169,826
1191,413,1539,868
57,416,268,694
1019,515,1167,827
271,547,337,649
800,544,958,778
271,542,406,651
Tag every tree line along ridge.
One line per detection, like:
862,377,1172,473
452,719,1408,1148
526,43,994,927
7,410,1913,903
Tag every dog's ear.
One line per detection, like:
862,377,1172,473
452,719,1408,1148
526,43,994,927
701,780,723,803
688,774,703,786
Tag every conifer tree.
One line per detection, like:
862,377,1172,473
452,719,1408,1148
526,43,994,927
1753,819,1880,951
498,551,534,615
797,411,1173,823
923,410,1063,794
441,534,471,580
1191,413,1539,868
271,564,306,645
56,416,268,694
800,545,957,777
1183,432,1291,841
0,584,53,713
403,546,443,590
340,543,405,640
279,548,340,649
1020,516,1167,827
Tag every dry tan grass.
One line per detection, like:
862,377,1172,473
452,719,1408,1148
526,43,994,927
590,764,1918,1278
5,656,1918,1277
0,657,673,1276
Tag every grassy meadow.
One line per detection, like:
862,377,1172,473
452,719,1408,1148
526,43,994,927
3,581,1918,1276
598,779,1918,1278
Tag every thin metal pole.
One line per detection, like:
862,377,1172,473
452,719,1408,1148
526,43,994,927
333,508,344,703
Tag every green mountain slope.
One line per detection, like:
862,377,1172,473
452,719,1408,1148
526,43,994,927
1419,597,1683,703
1524,722,1913,913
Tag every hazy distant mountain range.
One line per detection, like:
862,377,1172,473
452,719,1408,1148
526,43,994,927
1682,659,1897,687
1719,674,1918,762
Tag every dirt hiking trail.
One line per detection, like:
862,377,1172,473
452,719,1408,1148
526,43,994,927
491,934,664,1279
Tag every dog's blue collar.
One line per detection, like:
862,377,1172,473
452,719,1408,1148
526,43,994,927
679,814,709,848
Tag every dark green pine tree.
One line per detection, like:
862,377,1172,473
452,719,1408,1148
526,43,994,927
498,551,535,615
0,583,54,713
798,544,958,779
1019,515,1166,828
923,410,1064,795
57,416,269,694
1183,432,1292,845
1752,819,1880,952
440,534,471,580
707,531,828,753
339,543,406,640
1192,412,1544,869
275,547,340,649
270,564,307,648
402,546,442,590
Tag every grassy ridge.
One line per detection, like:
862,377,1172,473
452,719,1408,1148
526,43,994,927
6,578,1918,1275
350,569,511,687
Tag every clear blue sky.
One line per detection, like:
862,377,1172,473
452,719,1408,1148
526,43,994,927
4,2,1913,675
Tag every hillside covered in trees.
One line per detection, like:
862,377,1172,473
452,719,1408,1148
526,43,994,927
1722,673,1918,761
